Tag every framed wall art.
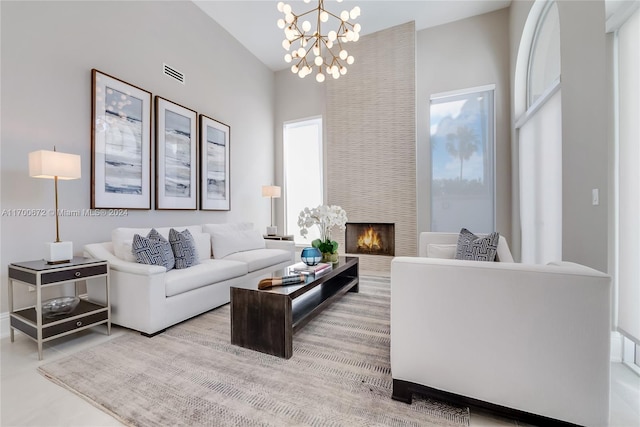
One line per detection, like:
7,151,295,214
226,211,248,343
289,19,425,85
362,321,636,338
91,69,152,209
155,96,197,210
200,115,230,211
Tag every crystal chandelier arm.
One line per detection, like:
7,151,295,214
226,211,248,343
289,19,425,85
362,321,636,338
319,38,343,66
319,4,357,31
295,8,319,20
292,54,313,73
289,27,304,44
321,9,345,23
336,21,348,34
343,21,358,30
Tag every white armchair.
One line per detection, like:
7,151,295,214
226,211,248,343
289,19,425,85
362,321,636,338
390,232,611,427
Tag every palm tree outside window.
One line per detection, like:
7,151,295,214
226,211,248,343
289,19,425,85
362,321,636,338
429,86,495,233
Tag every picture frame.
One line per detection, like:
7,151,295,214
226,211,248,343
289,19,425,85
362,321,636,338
200,115,231,211
91,69,152,209
155,96,198,210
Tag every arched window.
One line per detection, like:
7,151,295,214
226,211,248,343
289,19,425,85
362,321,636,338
515,0,562,264
527,2,561,107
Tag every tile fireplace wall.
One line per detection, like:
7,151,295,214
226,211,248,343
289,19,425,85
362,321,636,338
325,22,417,274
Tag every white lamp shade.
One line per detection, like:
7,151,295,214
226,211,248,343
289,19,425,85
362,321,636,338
262,185,281,198
29,150,81,180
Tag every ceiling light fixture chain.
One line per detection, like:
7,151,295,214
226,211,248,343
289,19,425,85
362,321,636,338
277,0,361,82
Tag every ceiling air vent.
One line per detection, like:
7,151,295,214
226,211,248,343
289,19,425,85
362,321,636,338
163,63,185,84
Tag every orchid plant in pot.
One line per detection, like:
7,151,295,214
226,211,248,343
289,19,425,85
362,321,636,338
298,205,348,263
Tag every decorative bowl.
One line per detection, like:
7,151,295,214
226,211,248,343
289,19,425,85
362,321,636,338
42,296,80,318
301,247,322,266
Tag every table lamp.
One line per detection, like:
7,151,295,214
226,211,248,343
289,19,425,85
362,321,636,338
29,148,81,264
262,185,281,235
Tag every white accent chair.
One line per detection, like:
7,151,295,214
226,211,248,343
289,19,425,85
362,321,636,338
390,232,611,427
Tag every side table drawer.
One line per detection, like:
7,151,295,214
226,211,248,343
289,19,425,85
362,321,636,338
11,310,108,340
43,311,108,339
41,264,107,284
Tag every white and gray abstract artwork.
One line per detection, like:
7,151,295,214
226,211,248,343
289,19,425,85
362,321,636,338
164,110,192,198
104,87,143,194
206,125,226,200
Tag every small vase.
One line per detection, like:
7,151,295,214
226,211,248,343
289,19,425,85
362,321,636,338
322,252,339,263
301,247,322,266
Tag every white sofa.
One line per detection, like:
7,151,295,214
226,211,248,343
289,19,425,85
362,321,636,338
390,232,611,427
84,223,295,336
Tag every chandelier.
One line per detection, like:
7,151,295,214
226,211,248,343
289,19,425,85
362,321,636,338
277,0,361,82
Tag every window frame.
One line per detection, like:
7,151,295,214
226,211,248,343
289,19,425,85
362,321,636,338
429,84,497,233
526,0,561,108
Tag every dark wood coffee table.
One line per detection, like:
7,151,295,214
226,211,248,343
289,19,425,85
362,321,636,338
230,256,359,359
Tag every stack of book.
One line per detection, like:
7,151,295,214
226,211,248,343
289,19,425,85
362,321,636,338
290,262,333,276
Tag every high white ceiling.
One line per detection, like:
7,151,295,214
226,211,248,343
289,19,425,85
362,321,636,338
193,0,634,72
193,0,512,71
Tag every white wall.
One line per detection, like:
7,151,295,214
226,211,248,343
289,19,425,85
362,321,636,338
0,1,275,313
416,8,512,243
558,1,608,272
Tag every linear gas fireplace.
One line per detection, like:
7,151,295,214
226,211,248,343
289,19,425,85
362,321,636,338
345,223,395,256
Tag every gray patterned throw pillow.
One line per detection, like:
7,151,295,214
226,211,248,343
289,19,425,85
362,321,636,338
169,228,200,269
132,229,175,270
454,228,499,262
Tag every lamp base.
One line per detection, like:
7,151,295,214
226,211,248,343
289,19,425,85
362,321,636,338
266,226,277,236
45,241,73,264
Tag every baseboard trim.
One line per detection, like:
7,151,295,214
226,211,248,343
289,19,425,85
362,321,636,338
392,379,580,427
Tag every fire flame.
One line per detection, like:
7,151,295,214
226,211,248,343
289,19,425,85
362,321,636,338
357,226,383,251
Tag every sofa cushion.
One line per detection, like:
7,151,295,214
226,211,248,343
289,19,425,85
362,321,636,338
164,259,248,297
210,228,266,259
455,228,499,262
202,222,253,235
114,240,138,263
223,248,292,273
169,228,199,269
193,232,211,260
495,237,514,263
112,225,208,262
132,230,175,270
426,244,457,259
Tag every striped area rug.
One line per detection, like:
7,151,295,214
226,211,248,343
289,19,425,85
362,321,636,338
39,277,469,426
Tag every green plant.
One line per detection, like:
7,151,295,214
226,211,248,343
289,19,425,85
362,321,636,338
312,238,339,254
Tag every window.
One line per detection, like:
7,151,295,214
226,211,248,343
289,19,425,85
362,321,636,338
283,117,323,244
518,90,562,264
527,1,560,107
517,0,562,264
430,86,495,233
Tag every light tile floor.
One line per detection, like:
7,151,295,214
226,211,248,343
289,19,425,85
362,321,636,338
1,325,639,427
